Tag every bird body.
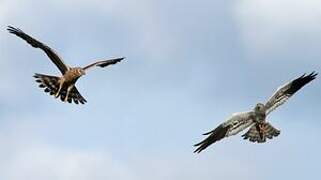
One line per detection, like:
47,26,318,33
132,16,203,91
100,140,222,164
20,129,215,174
7,26,124,104
62,67,85,84
194,72,317,153
53,67,85,102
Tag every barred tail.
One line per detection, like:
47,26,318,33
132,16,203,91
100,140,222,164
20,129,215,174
33,73,87,104
34,73,60,95
242,122,280,143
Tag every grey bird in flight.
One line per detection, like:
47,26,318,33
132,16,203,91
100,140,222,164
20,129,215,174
7,26,124,104
194,72,317,153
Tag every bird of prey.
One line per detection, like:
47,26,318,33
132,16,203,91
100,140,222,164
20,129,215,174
194,72,317,153
7,26,124,104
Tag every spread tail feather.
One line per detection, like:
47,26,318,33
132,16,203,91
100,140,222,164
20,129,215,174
242,122,280,143
33,73,87,104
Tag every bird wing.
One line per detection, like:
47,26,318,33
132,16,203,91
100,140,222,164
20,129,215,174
194,111,254,153
264,72,317,115
83,57,125,71
7,26,69,74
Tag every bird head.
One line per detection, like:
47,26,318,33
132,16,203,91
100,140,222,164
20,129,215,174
254,103,265,114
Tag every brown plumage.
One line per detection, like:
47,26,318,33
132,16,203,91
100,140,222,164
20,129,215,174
7,26,124,104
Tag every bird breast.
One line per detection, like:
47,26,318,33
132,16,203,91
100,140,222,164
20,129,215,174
253,112,266,123
63,69,82,84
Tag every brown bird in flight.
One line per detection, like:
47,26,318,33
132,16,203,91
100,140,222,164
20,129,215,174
7,26,124,104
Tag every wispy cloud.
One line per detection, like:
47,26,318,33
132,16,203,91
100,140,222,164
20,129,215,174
0,0,320,180
234,0,321,62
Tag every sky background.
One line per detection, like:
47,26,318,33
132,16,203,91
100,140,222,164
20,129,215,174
0,0,321,179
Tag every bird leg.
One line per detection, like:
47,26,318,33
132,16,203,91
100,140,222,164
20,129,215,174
55,80,64,98
64,85,74,102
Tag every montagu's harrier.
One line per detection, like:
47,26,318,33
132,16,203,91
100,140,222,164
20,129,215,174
194,72,317,153
7,26,124,104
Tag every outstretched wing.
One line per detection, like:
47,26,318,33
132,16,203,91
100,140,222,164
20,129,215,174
83,57,125,71
194,112,254,153
264,72,317,115
7,26,69,74
194,124,231,153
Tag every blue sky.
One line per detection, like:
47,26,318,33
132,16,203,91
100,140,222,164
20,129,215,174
0,0,320,179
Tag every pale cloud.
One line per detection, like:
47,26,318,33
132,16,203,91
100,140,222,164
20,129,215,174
234,0,321,61
0,144,133,180
0,115,320,180
1,1,321,180
0,138,258,180
0,112,261,180
1,0,178,58
0,116,132,180
0,0,181,105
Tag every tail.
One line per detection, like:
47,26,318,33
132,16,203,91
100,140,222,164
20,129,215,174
242,122,280,143
33,73,87,104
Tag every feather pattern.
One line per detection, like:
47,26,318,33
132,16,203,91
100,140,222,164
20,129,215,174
83,57,125,71
34,73,87,104
194,72,317,153
265,72,317,115
7,26,69,74
242,122,280,143
194,124,231,153
194,112,254,153
8,26,124,104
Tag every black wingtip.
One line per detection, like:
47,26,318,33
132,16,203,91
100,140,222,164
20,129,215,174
193,125,230,154
193,143,205,153
6,25,14,30
112,57,125,61
114,57,125,62
285,71,318,95
193,149,201,154
309,71,318,78
304,71,317,78
7,26,15,33
202,130,214,136
7,26,21,34
96,57,125,68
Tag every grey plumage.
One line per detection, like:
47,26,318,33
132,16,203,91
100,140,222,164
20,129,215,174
264,72,317,115
194,72,317,153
